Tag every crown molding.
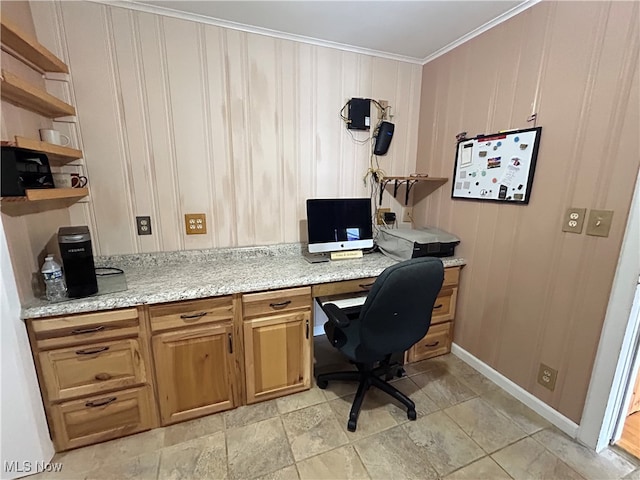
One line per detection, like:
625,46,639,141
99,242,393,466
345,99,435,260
89,0,424,65
421,0,541,65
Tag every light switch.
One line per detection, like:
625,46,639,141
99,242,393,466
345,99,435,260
586,209,613,237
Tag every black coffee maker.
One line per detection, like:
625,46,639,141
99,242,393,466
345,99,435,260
58,226,98,298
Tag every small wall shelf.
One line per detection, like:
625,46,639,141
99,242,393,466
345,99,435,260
379,175,449,205
0,18,68,73
1,137,83,166
1,188,88,203
0,70,76,118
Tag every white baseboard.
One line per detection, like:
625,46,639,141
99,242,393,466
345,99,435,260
451,343,579,438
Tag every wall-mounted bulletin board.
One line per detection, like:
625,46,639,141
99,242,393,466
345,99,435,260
451,127,542,204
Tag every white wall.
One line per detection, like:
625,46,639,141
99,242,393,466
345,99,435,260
31,1,422,256
0,219,54,479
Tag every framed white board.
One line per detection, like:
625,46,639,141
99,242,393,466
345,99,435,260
451,127,542,204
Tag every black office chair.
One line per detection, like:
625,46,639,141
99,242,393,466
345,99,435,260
316,257,444,432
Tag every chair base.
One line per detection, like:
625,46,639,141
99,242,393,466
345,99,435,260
316,366,416,432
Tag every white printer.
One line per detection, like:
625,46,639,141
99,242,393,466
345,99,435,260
376,226,460,262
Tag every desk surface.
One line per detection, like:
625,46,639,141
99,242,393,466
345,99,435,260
22,243,465,319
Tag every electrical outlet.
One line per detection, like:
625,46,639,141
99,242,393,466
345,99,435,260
136,216,152,235
586,209,614,237
562,207,586,234
185,213,207,235
537,363,558,391
376,208,390,225
402,207,413,223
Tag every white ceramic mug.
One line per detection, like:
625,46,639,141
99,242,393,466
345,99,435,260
39,129,70,146
52,173,87,188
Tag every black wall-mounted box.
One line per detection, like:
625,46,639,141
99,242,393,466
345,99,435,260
1,146,54,196
348,98,370,130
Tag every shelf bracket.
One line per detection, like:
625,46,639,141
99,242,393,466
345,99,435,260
379,178,419,205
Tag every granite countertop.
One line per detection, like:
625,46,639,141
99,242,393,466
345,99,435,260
22,244,466,319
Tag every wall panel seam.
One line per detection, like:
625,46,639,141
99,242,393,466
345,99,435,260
156,16,183,250
276,40,285,241
243,33,256,244
131,12,162,252
596,3,640,207
312,47,318,198
104,7,138,253
198,23,217,248
525,2,560,391
523,3,609,412
54,1,101,254
221,29,238,246
551,3,612,409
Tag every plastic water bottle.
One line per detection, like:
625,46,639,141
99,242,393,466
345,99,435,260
41,255,67,302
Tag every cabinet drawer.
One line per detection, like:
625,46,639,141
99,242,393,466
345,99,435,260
431,288,457,325
149,296,233,333
407,322,452,363
311,277,377,297
39,338,146,402
443,267,460,288
50,386,153,451
30,308,139,350
242,287,311,318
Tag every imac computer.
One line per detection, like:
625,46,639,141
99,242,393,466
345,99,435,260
306,198,374,254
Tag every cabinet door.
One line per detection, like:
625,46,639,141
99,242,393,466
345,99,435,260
152,323,236,425
244,311,311,404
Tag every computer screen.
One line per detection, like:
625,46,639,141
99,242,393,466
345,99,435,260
306,198,374,253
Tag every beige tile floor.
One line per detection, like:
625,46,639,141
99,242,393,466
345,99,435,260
31,352,640,480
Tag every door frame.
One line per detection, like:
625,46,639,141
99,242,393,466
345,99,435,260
578,169,640,451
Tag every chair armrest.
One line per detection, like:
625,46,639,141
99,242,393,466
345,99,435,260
322,303,352,328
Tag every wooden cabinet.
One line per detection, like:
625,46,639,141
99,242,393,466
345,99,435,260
24,263,462,451
406,266,460,362
242,287,312,404
149,296,239,425
26,308,156,451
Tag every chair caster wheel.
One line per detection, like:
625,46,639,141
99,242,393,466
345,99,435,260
407,409,417,421
396,368,405,378
317,380,328,389
347,419,357,432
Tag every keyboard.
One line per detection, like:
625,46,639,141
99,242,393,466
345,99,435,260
321,294,367,309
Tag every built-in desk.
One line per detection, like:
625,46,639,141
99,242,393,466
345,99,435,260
21,244,465,451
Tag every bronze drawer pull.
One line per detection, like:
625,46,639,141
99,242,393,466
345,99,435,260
425,341,440,348
85,397,117,408
94,372,112,381
359,282,375,290
75,346,109,355
269,300,291,309
433,304,443,310
71,325,105,335
180,312,208,320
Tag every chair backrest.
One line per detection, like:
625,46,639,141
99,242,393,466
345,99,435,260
358,257,444,357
